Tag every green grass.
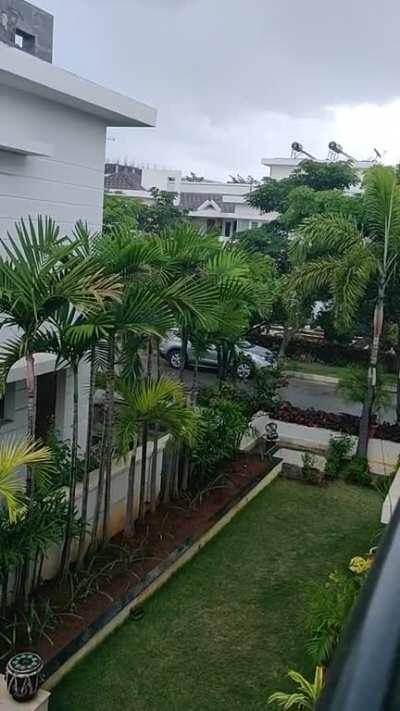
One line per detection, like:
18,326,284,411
50,480,381,711
286,358,396,384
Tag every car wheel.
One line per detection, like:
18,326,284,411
167,348,183,370
236,362,252,380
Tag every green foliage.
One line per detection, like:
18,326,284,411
307,569,358,666
301,452,324,486
198,368,283,422
103,193,140,233
268,666,325,709
325,435,353,481
342,456,371,487
137,189,187,233
337,366,391,415
248,160,359,216
233,223,290,273
191,398,249,479
43,429,97,493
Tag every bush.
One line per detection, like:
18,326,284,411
307,570,359,666
325,435,353,480
191,398,249,481
198,368,283,422
302,452,324,486
342,456,371,487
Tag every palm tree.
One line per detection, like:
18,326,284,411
291,166,400,456
0,217,119,497
114,376,196,536
0,439,51,522
268,667,324,709
337,366,392,421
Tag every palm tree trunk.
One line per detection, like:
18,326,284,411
149,433,159,513
124,437,138,537
277,326,295,365
179,329,188,383
60,362,79,574
357,284,385,457
25,352,36,498
102,335,115,544
139,423,148,521
77,346,96,567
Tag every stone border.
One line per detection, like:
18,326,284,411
43,458,282,691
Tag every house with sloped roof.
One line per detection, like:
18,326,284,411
104,163,275,238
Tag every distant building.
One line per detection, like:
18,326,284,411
0,2,157,448
104,163,275,238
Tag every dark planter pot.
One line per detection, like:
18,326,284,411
5,653,43,702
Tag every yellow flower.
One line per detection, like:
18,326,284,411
349,556,372,575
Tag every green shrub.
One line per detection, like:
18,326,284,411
342,456,371,487
324,434,353,480
307,569,358,666
302,452,324,486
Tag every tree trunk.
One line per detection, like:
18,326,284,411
77,346,96,567
138,423,149,521
179,329,188,383
277,326,295,365
25,352,36,498
60,362,79,574
124,437,138,537
149,433,159,514
357,285,385,457
102,335,116,544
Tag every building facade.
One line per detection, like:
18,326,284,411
105,164,275,238
0,3,156,448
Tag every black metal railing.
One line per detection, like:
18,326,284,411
317,498,400,710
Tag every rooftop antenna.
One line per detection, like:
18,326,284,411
290,141,317,160
327,141,356,162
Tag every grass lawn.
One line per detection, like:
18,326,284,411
50,480,381,711
286,358,396,384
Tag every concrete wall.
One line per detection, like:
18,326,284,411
241,413,400,476
0,0,53,62
39,435,170,582
0,84,106,239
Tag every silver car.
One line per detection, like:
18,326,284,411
159,332,275,379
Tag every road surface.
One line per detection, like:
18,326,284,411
161,362,397,423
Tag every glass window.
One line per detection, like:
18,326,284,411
224,221,231,237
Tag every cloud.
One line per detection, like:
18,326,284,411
39,0,400,176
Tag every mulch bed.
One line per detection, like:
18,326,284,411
275,401,400,443
16,450,277,675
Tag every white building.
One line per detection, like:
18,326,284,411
105,164,275,238
0,2,156,448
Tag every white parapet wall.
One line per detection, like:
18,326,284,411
33,434,170,587
241,413,400,477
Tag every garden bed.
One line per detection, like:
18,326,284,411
274,401,400,443
2,449,280,681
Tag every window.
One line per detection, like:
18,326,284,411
233,220,238,234
250,221,260,229
14,29,35,53
224,221,231,238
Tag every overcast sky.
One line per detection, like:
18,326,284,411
40,0,400,180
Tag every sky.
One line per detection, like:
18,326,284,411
39,0,400,180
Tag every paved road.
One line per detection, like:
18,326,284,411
161,362,397,423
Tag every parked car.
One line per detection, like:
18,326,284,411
159,332,275,379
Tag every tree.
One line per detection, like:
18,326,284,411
103,194,141,233
0,217,118,498
114,377,196,536
291,166,400,456
136,189,187,233
337,366,391,420
0,439,51,522
248,160,359,215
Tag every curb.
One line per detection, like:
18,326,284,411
43,460,282,691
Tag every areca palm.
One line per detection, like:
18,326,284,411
0,217,120,497
0,439,51,522
114,376,196,536
291,166,400,456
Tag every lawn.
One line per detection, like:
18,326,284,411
286,358,396,384
50,480,381,711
